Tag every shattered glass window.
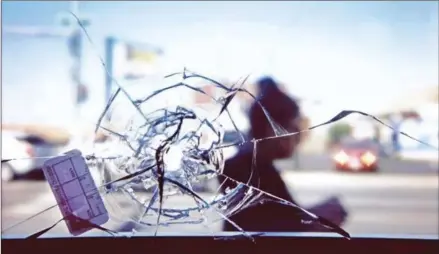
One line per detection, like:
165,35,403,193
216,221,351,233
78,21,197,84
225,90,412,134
3,64,435,240
2,1,438,243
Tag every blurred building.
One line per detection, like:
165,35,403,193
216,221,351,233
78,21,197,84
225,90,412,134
375,86,438,119
372,86,438,160
193,80,250,133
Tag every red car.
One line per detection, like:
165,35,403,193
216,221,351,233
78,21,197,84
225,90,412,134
332,139,380,172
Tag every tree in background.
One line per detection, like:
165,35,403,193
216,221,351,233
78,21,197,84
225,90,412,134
326,123,352,149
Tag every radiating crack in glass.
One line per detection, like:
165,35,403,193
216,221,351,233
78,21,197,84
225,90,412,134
2,13,438,242
3,68,437,242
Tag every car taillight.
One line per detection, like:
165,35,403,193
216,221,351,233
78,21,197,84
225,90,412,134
361,151,376,166
25,144,35,158
334,150,349,164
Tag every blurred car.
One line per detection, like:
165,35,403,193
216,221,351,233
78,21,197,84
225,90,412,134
2,132,36,181
332,139,380,172
1,131,63,182
19,134,63,167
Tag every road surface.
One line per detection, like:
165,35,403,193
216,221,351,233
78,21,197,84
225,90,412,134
2,171,438,238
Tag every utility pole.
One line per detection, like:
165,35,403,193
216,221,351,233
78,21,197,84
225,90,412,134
3,1,91,118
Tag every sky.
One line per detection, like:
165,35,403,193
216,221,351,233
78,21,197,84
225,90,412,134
2,1,438,127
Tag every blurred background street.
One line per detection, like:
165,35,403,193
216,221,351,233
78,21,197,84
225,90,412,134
2,159,438,237
2,0,438,240
280,153,439,174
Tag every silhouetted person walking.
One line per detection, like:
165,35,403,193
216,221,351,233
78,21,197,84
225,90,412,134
218,77,347,232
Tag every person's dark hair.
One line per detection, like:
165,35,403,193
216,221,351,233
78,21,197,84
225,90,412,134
249,76,301,139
